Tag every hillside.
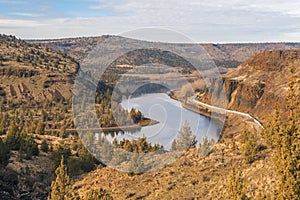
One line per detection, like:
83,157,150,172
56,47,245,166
0,35,299,199
0,34,79,102
0,35,81,199
29,36,300,72
213,49,300,120
60,48,299,200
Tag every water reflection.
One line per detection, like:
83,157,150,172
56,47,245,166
102,93,221,150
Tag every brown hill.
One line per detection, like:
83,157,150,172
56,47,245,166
27,37,300,199
29,36,300,72
0,34,79,102
223,49,300,119
2,35,299,199
65,50,300,200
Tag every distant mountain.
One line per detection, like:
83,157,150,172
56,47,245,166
28,36,110,62
28,36,300,72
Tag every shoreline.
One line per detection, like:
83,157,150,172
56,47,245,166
45,118,159,133
46,92,226,134
169,93,226,127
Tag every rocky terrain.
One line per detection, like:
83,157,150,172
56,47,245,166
63,48,299,200
66,111,273,199
0,34,79,103
0,34,299,199
0,34,81,199
200,49,300,121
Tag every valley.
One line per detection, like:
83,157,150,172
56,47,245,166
0,34,299,200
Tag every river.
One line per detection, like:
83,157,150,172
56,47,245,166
106,93,221,150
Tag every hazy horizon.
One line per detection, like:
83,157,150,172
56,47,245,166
1,0,300,43
16,34,300,45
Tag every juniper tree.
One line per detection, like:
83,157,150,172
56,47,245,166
41,139,49,153
271,65,300,200
49,156,70,200
19,132,39,159
198,136,215,157
0,137,10,167
6,122,20,150
35,120,45,135
241,130,259,164
227,167,249,200
170,139,177,151
175,121,197,151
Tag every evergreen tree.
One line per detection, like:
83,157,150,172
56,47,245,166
59,126,67,138
35,120,45,135
41,139,49,153
271,65,300,199
262,108,281,148
77,147,95,173
0,137,10,167
241,131,259,164
227,167,249,200
175,121,197,151
49,156,70,200
6,122,20,150
51,145,71,170
112,138,118,147
198,136,214,157
67,156,81,177
19,133,39,159
0,116,5,135
170,139,177,151
136,137,148,153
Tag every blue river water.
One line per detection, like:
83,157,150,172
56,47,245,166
106,93,221,150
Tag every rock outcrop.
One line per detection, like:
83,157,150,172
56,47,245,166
200,49,300,120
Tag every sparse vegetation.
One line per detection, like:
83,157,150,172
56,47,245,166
82,188,113,200
0,34,299,200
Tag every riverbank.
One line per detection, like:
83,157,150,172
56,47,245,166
169,93,226,127
45,118,159,133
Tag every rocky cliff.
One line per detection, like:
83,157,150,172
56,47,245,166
206,49,300,120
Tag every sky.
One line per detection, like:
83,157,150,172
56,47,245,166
0,0,300,43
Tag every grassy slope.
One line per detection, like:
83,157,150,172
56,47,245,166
69,113,276,199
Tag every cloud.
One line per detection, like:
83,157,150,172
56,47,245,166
0,0,300,42
0,19,44,28
0,0,26,5
9,12,42,17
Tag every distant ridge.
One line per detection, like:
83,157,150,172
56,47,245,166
28,35,300,72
